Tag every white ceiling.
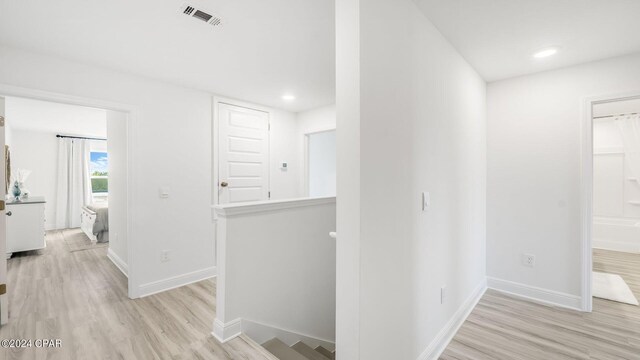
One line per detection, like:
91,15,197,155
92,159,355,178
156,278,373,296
414,0,640,82
6,97,107,138
0,0,335,112
3,1,637,100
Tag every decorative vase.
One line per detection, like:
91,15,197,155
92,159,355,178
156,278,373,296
11,181,21,201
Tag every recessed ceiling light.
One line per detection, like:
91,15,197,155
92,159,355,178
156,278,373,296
533,48,558,59
282,94,296,101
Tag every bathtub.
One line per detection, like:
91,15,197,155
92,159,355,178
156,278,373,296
593,216,640,253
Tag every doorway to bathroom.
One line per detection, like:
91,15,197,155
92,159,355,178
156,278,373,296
587,94,640,309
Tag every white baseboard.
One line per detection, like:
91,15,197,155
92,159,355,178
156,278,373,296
138,266,217,298
487,277,582,311
242,319,335,351
107,248,128,277
417,279,487,360
593,239,640,254
212,318,242,343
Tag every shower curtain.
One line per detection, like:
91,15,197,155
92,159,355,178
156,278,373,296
617,114,640,185
56,138,92,229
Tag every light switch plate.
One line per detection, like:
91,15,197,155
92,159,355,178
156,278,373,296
159,187,170,199
422,192,430,211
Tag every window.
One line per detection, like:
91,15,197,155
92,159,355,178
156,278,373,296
90,151,108,202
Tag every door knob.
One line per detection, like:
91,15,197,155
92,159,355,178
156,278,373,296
6,211,12,216
220,181,229,188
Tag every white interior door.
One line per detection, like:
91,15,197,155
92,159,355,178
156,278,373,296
218,103,270,204
0,96,7,325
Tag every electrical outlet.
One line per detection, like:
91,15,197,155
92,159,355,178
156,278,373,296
161,250,171,263
440,286,447,304
522,253,535,268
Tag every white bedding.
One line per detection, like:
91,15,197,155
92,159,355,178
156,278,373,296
81,203,109,242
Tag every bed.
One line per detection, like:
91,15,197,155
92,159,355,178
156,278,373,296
80,203,109,243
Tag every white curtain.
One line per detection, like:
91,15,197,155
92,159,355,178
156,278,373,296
56,138,92,229
617,114,640,185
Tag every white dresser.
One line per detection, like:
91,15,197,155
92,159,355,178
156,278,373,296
6,196,46,258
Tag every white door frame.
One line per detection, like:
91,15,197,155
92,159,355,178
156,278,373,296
0,83,140,299
211,96,272,207
0,96,6,325
581,90,640,312
303,128,336,197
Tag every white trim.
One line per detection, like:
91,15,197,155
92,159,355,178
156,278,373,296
212,97,219,214
214,196,336,217
487,277,582,310
593,146,625,155
107,248,129,277
0,84,137,112
0,83,139,300
417,279,487,360
0,96,6,325
211,96,274,210
212,318,242,343
581,95,594,312
138,266,217,298
581,90,640,312
242,318,335,351
304,134,310,196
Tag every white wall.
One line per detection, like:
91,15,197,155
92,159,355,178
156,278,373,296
296,105,336,196
0,45,310,296
335,0,361,357
487,53,640,301
9,129,58,229
0,45,216,295
308,130,336,197
214,197,336,343
4,115,12,148
337,0,487,359
269,109,301,200
6,96,107,137
107,110,128,271
297,105,336,133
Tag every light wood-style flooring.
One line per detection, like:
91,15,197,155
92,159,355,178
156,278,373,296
4,231,640,359
0,230,277,360
442,249,640,359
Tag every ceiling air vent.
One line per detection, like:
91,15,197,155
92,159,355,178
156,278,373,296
178,4,222,27
183,6,195,15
